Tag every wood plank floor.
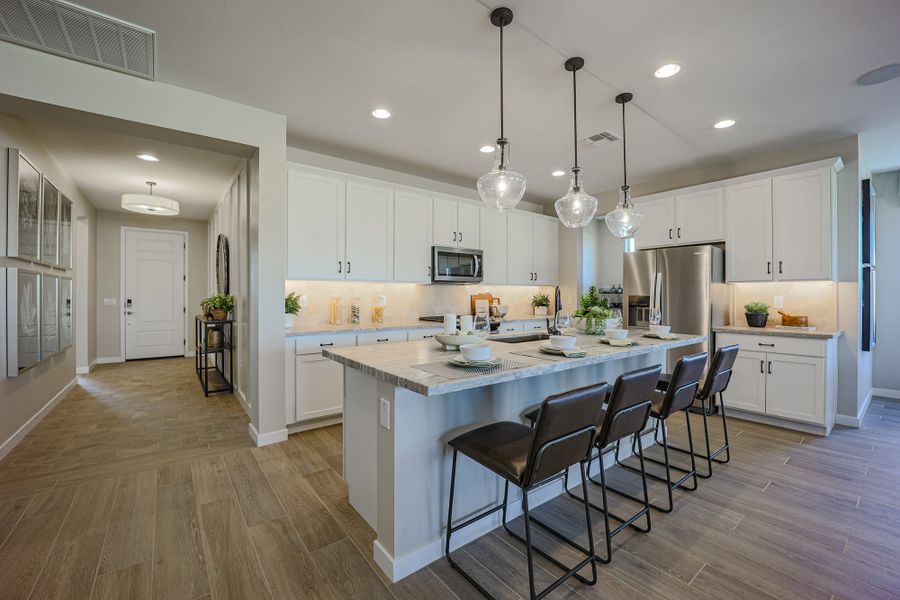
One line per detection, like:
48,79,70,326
2,357,900,599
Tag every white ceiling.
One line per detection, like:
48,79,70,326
16,0,900,205
16,115,244,219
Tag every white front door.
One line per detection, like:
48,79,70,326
124,229,186,360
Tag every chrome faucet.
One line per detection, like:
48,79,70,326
547,286,563,335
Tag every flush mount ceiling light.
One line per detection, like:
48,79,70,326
551,170,566,177
857,64,900,86
714,118,736,129
371,108,391,119
480,145,495,153
555,57,598,228
605,93,644,238
654,63,681,78
477,6,527,212
136,153,159,162
121,181,179,215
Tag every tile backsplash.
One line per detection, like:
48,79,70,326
730,281,837,330
285,281,556,325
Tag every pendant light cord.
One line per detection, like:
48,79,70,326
621,100,627,187
499,22,504,139
572,67,578,169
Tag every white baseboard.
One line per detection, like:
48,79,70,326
872,387,900,400
0,377,76,461
835,389,875,428
248,423,288,447
287,415,343,434
75,359,97,375
96,356,124,364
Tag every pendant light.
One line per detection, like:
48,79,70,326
554,57,598,228
121,181,180,215
477,7,526,212
605,93,643,238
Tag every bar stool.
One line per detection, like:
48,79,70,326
654,345,739,478
445,383,608,600
613,352,707,513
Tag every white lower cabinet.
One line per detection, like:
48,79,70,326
296,354,345,421
498,322,525,334
717,332,836,433
357,330,408,345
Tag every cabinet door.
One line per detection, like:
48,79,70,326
724,179,773,282
479,209,508,284
285,338,296,423
295,355,344,421
773,169,832,281
765,354,825,424
286,170,345,279
633,197,675,250
433,197,458,246
506,212,534,285
724,350,767,414
676,188,724,244
457,202,480,249
345,181,393,281
394,191,432,283
533,218,559,285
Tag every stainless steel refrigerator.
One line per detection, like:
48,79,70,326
623,244,730,371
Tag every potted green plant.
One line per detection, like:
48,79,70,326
744,301,769,328
285,292,301,329
531,292,550,316
574,286,611,334
200,293,234,321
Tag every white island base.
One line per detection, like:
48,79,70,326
330,335,705,583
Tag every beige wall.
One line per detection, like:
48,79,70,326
95,210,208,359
0,113,96,457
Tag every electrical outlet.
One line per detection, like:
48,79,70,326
298,294,309,309
379,397,391,430
773,295,784,309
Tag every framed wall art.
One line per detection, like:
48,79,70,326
41,273,59,357
58,194,73,269
41,178,59,265
6,149,42,261
6,267,41,376
60,276,73,349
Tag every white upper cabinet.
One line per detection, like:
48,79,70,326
479,209,508,284
434,197,481,248
507,211,534,285
345,181,394,281
287,170,345,279
533,217,559,285
457,202,480,249
725,179,773,282
675,188,724,244
394,191,433,283
772,168,834,281
633,196,675,250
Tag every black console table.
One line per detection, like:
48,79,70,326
195,314,234,396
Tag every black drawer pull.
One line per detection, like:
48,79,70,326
758,342,775,347
319,343,334,347
423,335,434,339
377,338,389,343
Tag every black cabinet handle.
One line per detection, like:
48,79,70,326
453,231,457,242
423,335,434,339
778,261,783,274
767,261,771,274
668,228,673,240
760,360,764,373
459,231,463,243
338,261,342,273
677,227,681,238
347,262,351,274
758,343,775,347
320,342,334,347
768,361,772,374
377,338,389,343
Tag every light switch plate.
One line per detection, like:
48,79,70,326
103,297,117,306
773,295,784,309
379,397,391,430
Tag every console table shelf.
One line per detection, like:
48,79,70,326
195,314,234,396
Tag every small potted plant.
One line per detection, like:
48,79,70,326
574,286,611,334
532,292,550,316
200,293,234,321
744,301,769,328
285,292,301,329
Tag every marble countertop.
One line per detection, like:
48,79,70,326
323,330,706,396
285,315,551,337
714,325,842,340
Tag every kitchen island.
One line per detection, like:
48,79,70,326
323,330,706,582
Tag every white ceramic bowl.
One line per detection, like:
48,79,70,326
460,344,492,361
649,325,671,335
434,333,482,350
549,335,577,350
605,328,629,340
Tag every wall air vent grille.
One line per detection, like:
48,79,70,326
582,130,621,148
0,0,155,79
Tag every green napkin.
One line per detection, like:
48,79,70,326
560,349,587,357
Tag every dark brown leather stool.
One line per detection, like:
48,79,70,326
445,383,608,600
654,345,738,478
614,352,707,513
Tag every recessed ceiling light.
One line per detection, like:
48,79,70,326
551,170,566,177
371,108,391,119
714,119,736,129
136,153,159,162
480,145,495,153
654,63,681,79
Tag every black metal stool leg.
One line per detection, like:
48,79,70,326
662,393,732,478
583,440,652,535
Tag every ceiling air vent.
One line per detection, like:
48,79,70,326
0,0,155,79
582,130,621,148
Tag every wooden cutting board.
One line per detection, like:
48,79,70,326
778,310,808,327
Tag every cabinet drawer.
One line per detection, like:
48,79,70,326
717,332,825,358
294,333,357,355
357,330,408,346
523,320,547,332
409,327,444,340
498,322,525,333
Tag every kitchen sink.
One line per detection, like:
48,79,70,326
491,333,550,343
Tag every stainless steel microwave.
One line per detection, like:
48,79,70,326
431,246,483,284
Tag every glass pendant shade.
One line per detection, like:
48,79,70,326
477,139,527,212
605,185,643,238
555,167,598,228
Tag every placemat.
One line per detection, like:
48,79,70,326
511,347,610,362
411,358,532,380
